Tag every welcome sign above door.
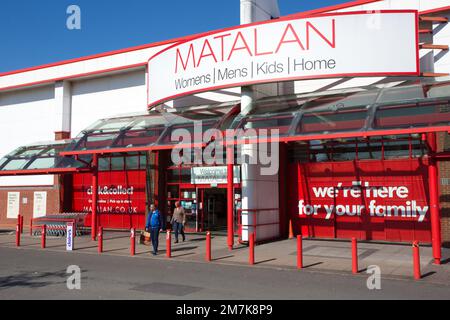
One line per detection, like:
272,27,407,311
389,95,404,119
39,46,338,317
191,166,241,185
147,10,419,106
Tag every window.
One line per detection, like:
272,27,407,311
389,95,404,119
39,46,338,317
99,157,110,171
126,156,139,170
139,155,147,169
27,158,56,170
180,168,191,183
239,114,294,136
377,85,425,103
329,140,358,161
0,157,8,169
298,107,368,134
356,138,383,160
111,157,125,171
289,135,426,163
167,168,180,183
158,119,217,145
374,102,450,129
2,159,29,170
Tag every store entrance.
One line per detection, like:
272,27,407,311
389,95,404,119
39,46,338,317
199,188,227,231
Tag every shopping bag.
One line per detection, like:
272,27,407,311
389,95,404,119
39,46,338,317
140,231,151,245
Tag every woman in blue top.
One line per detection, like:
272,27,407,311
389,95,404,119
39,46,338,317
145,204,163,255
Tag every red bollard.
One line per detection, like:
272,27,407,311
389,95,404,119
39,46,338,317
130,228,136,256
16,224,21,247
206,231,211,262
297,235,303,269
41,225,46,249
352,237,358,274
166,230,171,258
30,219,33,236
249,232,255,265
98,227,103,253
413,241,421,280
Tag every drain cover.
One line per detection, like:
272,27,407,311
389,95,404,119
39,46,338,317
130,282,202,296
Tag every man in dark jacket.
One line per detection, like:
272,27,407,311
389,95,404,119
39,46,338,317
145,204,163,255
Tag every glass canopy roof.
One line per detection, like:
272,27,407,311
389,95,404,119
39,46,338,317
0,140,90,175
62,101,240,154
230,80,450,141
1,79,449,176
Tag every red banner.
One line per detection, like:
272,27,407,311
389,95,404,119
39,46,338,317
288,159,431,243
72,170,147,230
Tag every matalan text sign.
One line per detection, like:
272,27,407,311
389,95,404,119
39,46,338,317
147,11,419,106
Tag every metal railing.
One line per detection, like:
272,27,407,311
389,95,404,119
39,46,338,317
237,208,280,244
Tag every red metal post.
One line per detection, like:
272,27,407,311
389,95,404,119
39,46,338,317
297,163,307,238
98,227,103,253
19,215,24,234
206,231,211,262
16,224,20,247
413,241,421,280
130,228,136,256
226,145,234,251
91,154,99,241
30,219,33,236
249,232,255,265
297,235,303,269
352,237,358,274
41,225,46,249
166,230,171,258
427,133,442,265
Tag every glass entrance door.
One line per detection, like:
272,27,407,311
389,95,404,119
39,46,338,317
199,188,228,231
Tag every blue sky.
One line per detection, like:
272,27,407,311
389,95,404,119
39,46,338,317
0,0,346,73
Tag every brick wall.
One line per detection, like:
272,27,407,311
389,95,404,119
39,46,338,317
438,132,450,247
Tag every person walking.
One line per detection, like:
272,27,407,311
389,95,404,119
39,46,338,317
145,204,163,255
171,201,186,243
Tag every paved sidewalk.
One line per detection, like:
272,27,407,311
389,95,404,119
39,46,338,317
1,229,449,285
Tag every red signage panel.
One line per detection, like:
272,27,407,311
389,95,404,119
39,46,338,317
287,158,431,243
72,170,147,230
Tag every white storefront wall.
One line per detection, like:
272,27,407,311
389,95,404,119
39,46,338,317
0,85,56,186
71,69,148,136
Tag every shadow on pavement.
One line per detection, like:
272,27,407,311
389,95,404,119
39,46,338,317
172,246,198,252
0,269,68,290
172,252,196,258
104,247,129,253
46,245,66,249
421,271,437,279
187,237,207,242
255,258,277,265
212,255,234,261
75,245,99,250
304,262,323,268
103,236,130,241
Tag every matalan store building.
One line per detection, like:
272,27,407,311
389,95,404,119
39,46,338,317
1,0,450,264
